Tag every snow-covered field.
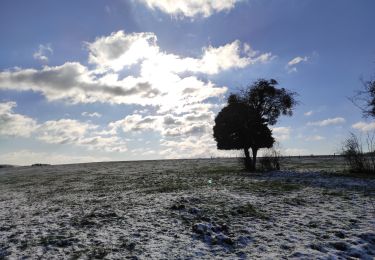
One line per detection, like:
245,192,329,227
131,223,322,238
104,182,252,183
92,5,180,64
0,158,374,259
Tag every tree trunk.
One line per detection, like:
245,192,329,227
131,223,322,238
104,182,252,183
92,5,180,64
244,148,250,159
244,148,253,171
252,147,258,171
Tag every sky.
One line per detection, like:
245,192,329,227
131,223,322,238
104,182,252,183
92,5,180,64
1,0,375,165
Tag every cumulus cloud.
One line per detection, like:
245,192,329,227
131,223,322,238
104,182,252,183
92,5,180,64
0,30,273,115
0,30,275,160
82,112,102,118
107,109,226,159
307,117,345,127
114,114,160,132
0,30,273,113
0,62,161,105
0,102,37,137
159,133,234,159
0,101,127,153
305,135,325,141
352,121,375,132
286,56,308,73
195,41,272,74
271,127,291,141
33,44,53,62
87,31,272,74
78,135,127,152
37,119,97,144
109,110,214,138
36,119,127,152
0,150,110,166
87,31,159,72
137,0,242,18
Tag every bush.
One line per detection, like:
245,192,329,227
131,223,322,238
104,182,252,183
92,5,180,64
238,146,281,172
342,132,375,174
259,147,281,172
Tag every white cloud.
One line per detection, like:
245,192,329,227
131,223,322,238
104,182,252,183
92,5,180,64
352,121,375,132
114,114,161,133
37,119,97,144
307,117,345,127
0,30,276,161
33,44,53,62
159,133,234,159
78,135,127,152
87,31,272,74
0,102,37,137
87,31,159,72
0,62,163,105
286,56,308,73
110,110,214,138
82,112,102,118
0,101,127,153
0,30,273,115
304,110,313,116
195,41,272,74
305,135,325,141
108,109,231,159
271,126,291,141
0,150,110,166
0,30,274,113
36,119,127,152
287,56,308,67
137,0,242,18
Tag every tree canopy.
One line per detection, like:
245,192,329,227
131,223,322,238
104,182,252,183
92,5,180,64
213,79,298,171
350,78,375,118
213,102,274,151
238,79,298,125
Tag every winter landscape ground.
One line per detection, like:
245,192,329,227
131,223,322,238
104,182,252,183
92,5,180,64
0,157,374,259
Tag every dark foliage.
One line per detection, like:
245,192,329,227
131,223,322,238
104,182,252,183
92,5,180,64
213,102,273,151
239,79,299,125
213,79,298,171
350,78,375,118
213,102,274,171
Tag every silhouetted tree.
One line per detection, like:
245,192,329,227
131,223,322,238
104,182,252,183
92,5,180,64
239,79,299,125
213,79,298,171
342,75,375,174
350,77,375,118
213,101,274,170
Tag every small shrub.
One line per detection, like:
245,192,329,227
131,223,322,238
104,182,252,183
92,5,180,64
259,147,281,171
342,132,375,174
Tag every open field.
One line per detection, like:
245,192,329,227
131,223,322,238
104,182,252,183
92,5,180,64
0,157,374,259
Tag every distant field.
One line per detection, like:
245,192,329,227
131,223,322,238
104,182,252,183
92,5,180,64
0,155,350,173
280,155,347,173
0,158,374,259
